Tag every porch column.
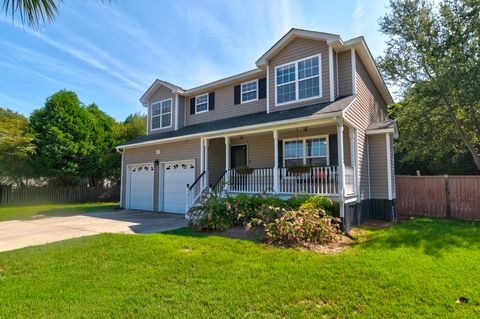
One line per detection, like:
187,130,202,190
350,128,358,196
337,120,345,217
204,139,209,188
200,138,204,174
225,136,230,191
273,129,279,193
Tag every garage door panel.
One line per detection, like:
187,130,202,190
128,164,154,211
162,160,195,214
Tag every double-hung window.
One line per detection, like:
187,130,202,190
241,80,258,103
284,140,304,167
151,99,172,130
283,136,328,167
195,94,209,113
275,54,321,105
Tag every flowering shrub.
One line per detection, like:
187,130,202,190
264,206,342,245
188,189,343,246
187,189,234,231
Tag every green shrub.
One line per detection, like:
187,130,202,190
264,206,342,245
188,190,234,231
301,195,340,215
286,194,311,209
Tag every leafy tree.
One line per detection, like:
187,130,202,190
390,90,478,175
83,104,119,186
28,90,92,186
116,112,147,144
379,0,480,172
0,108,35,186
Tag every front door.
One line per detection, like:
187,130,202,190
230,145,247,168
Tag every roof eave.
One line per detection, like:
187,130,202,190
255,28,341,67
139,79,184,107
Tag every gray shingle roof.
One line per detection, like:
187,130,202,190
119,95,355,147
366,119,397,131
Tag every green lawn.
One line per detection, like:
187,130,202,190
0,218,479,318
0,202,118,222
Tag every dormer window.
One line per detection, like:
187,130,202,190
275,54,321,105
240,80,258,103
151,98,172,130
195,94,209,113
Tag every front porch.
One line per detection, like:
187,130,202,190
187,118,359,214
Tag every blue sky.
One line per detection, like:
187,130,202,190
0,0,392,121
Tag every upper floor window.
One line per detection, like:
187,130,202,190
241,80,258,103
151,98,172,130
275,54,321,105
195,94,209,113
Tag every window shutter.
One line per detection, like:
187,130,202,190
329,134,338,166
278,140,283,168
190,98,195,114
208,92,215,110
234,85,241,105
258,77,266,99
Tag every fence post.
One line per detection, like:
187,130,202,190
444,174,451,218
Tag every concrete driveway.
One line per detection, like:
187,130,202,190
0,210,188,252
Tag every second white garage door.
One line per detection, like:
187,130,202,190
162,160,195,214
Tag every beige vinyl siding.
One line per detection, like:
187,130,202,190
268,38,330,111
121,138,201,210
333,50,338,98
344,54,388,201
177,95,185,129
230,133,274,168
207,138,226,186
343,127,351,167
338,51,352,96
147,86,176,135
185,73,266,126
368,134,388,199
390,133,396,199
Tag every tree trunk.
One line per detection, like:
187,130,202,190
448,110,480,170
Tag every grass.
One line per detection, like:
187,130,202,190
0,218,479,318
0,202,118,222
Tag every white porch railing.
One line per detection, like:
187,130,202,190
344,166,355,195
186,171,207,211
230,168,275,193
279,166,338,195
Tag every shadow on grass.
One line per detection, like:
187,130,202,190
164,226,265,243
360,218,480,257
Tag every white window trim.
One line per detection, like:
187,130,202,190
150,98,173,131
240,79,259,104
275,53,323,107
282,135,329,167
195,93,209,114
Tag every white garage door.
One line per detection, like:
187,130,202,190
162,160,195,214
127,164,154,211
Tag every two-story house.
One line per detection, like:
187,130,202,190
116,28,398,227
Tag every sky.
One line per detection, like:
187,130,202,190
0,0,393,121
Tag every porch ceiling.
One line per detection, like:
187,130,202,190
119,95,355,148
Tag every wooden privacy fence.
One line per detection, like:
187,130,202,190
395,176,480,220
0,186,120,206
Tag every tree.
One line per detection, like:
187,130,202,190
0,108,35,186
116,112,147,144
28,90,92,186
83,104,119,186
379,0,480,172
390,90,478,175
2,0,110,29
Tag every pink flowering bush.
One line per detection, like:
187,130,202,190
264,205,342,245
